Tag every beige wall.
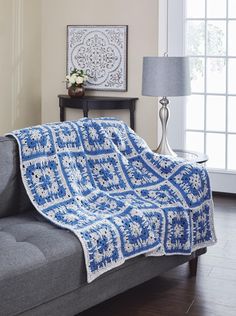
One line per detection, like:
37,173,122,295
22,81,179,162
0,0,41,135
42,0,158,148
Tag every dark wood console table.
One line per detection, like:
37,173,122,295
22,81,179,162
58,95,138,130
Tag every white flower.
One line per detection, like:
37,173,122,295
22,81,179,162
130,222,142,237
98,196,107,203
160,160,172,168
124,243,133,253
44,168,55,178
36,186,48,198
94,252,103,263
51,182,59,193
149,191,156,198
47,210,56,219
114,217,123,226
89,127,98,140
133,161,142,169
63,213,78,222
65,68,87,87
189,173,201,189
104,139,111,149
174,224,184,238
77,156,86,166
32,169,42,183
62,156,73,168
76,76,83,84
69,76,76,84
30,129,42,140
105,245,114,257
110,201,117,209
130,209,139,216
100,228,109,236
150,175,158,181
23,146,31,155
74,170,82,181
147,233,155,245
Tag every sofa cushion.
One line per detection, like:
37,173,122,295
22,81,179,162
0,211,86,316
0,210,207,316
0,137,32,218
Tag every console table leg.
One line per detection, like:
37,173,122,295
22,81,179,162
189,257,198,277
130,102,135,131
60,107,65,122
83,103,89,117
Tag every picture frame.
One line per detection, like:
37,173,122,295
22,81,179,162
67,25,128,91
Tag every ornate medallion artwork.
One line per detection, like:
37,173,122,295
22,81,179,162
67,25,128,91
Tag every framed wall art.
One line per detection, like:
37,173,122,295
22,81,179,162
67,25,128,91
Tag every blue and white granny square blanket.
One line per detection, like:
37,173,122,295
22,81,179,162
8,118,216,282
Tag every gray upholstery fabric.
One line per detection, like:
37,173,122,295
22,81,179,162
19,248,206,316
0,210,206,316
0,211,85,316
0,137,32,218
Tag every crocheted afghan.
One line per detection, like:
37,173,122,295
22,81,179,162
8,118,216,282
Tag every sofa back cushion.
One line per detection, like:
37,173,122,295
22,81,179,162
0,136,33,218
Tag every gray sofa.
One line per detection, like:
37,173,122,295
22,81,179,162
0,136,206,316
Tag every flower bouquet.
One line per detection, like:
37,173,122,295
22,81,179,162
65,68,88,97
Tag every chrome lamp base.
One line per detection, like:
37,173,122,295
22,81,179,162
154,96,177,157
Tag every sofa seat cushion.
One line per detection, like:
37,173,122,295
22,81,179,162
0,211,86,316
0,210,155,316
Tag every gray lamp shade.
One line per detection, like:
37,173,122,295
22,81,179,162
142,57,191,97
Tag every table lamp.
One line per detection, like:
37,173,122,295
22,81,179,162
142,56,191,156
